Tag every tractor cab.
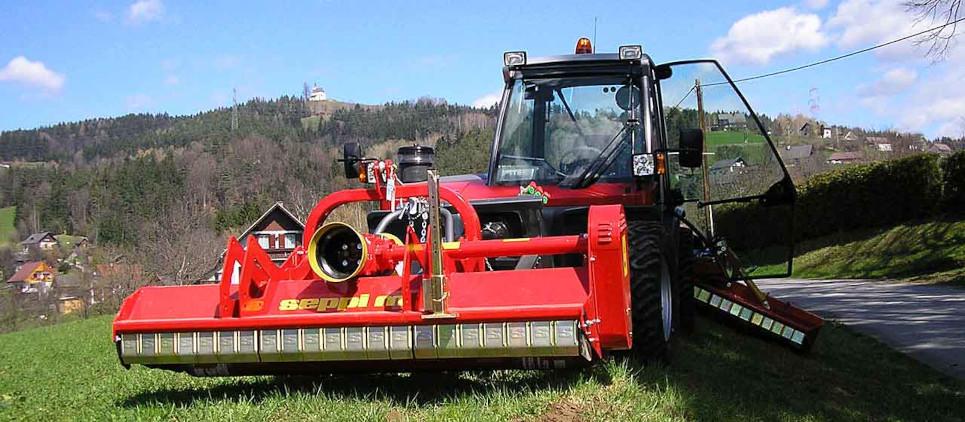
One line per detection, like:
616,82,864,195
490,48,653,188
490,40,796,279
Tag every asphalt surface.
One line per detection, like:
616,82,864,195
756,279,965,380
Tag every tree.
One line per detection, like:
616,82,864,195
906,0,963,58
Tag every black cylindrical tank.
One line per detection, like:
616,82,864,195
396,144,435,183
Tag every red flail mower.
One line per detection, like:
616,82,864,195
113,40,823,376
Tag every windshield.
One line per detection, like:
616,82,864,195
494,76,645,185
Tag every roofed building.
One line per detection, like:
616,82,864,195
237,202,304,264
216,202,305,283
20,232,57,254
712,112,747,130
6,261,55,294
828,151,863,164
309,85,327,102
780,144,813,165
710,157,746,173
927,142,953,155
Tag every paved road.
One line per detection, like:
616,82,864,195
756,279,965,380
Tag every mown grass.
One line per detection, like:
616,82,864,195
1,315,962,421
788,217,965,286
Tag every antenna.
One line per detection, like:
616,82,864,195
231,87,238,132
593,17,598,53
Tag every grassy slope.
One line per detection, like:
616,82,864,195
705,131,765,146
0,206,15,245
790,218,965,285
1,316,962,421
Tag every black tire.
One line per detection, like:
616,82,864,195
676,226,697,333
627,220,673,360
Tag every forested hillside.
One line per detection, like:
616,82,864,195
0,96,496,284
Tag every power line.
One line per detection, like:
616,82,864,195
703,15,965,87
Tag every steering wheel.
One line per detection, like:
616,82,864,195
558,146,603,174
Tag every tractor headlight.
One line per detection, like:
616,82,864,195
503,51,527,66
619,45,643,61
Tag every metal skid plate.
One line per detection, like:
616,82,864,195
119,320,582,365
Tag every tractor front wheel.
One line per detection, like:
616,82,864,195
627,220,674,360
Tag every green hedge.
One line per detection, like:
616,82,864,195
715,153,959,250
795,153,942,240
942,150,965,214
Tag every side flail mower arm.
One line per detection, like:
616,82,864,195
688,227,824,351
112,171,634,376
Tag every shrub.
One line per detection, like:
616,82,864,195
714,153,945,250
794,153,941,240
941,151,965,214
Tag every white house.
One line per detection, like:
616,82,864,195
309,86,327,102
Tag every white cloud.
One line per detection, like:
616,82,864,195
0,56,65,92
898,71,965,136
127,0,164,24
857,68,917,97
827,0,927,60
711,7,829,65
471,91,501,108
164,75,180,86
803,0,829,10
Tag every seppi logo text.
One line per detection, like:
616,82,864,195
278,294,404,312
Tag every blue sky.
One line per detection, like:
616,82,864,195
2,0,963,138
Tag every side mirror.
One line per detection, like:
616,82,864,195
341,142,363,179
679,129,704,168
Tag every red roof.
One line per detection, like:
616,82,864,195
7,261,47,283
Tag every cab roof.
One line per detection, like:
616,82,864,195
505,53,653,80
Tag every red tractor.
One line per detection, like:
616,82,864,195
113,39,822,376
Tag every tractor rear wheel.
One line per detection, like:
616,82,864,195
627,220,674,360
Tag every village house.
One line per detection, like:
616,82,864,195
6,261,56,294
828,151,863,164
216,202,304,283
927,142,953,155
238,202,304,264
780,144,813,166
19,232,58,254
308,85,327,102
712,112,747,130
52,272,87,314
865,136,893,152
710,157,746,174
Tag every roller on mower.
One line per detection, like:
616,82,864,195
113,39,823,376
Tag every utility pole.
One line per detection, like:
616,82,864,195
696,79,714,237
231,88,239,132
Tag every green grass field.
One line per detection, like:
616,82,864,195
1,315,962,421
705,130,765,146
789,217,965,286
0,206,16,245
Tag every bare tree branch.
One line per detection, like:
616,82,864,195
906,0,963,60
